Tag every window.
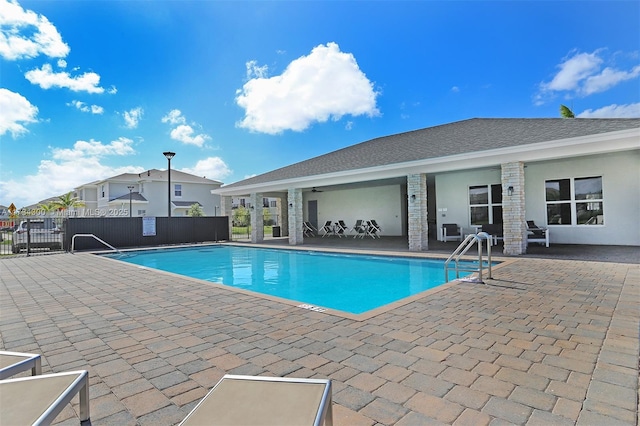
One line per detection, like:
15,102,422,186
270,200,277,208
469,184,502,225
545,176,603,225
137,210,146,216
263,198,270,208
174,184,182,197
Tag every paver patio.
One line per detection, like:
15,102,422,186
0,244,638,425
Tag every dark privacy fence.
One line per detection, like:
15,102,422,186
64,216,229,251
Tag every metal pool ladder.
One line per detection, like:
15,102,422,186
444,232,493,283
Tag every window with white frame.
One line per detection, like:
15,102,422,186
137,209,146,216
469,184,502,225
174,184,182,197
545,176,603,225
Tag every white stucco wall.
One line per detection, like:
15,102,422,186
435,169,501,235
525,150,640,246
303,184,404,236
434,151,640,246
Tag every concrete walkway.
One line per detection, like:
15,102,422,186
1,247,638,425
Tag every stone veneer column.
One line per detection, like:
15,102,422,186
221,196,233,241
501,162,526,255
280,196,289,237
407,173,428,251
248,193,264,243
287,188,303,245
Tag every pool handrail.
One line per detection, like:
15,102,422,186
71,233,123,255
444,232,492,283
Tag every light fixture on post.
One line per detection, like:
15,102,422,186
507,186,514,196
127,185,134,217
163,152,176,217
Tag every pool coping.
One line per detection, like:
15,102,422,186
93,242,518,321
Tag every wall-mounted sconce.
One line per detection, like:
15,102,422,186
507,186,514,196
410,194,416,202
288,203,293,208
250,206,254,210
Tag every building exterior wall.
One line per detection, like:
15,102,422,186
524,150,640,246
302,184,404,236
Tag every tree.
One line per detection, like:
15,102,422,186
50,192,85,215
560,104,575,118
187,203,204,217
233,206,250,227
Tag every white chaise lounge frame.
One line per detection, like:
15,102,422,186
0,350,42,379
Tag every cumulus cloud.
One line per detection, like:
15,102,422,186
181,157,232,181
535,49,640,105
162,109,211,147
123,107,143,129
0,88,38,137
577,102,640,118
25,63,106,93
0,137,142,207
0,0,69,60
235,42,380,134
68,100,104,114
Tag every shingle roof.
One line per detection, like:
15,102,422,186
222,118,640,189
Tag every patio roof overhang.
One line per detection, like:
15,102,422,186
213,127,640,197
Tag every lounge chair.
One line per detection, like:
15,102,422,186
527,220,550,247
0,370,90,425
303,221,317,237
335,220,348,238
180,374,333,426
480,223,503,245
441,223,462,242
350,220,367,238
319,221,334,238
0,350,42,379
366,220,382,238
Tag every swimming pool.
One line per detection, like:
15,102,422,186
103,245,475,314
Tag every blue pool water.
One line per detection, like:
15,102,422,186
103,245,476,314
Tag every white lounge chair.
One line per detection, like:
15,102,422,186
366,220,382,238
0,370,90,425
180,374,333,426
303,222,317,237
319,221,334,238
441,223,462,242
0,350,42,379
350,220,367,238
527,220,550,247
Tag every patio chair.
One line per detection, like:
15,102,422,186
0,370,90,425
0,350,42,379
527,220,550,247
335,220,348,238
350,220,367,238
320,221,334,238
303,221,317,237
366,220,382,238
480,223,503,245
180,374,333,426
441,223,462,242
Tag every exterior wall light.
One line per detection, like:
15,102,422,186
507,186,514,196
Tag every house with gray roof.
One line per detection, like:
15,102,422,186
75,169,223,218
214,118,640,254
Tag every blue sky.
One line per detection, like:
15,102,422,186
1,0,639,208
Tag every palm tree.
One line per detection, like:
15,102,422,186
560,104,575,118
50,192,85,216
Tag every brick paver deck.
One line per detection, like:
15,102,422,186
1,247,638,425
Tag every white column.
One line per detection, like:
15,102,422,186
501,162,526,255
288,188,303,245
407,173,428,251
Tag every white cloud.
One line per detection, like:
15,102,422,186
0,0,69,60
57,58,66,68
68,100,104,114
161,109,186,125
0,137,142,207
162,109,210,147
180,157,232,181
235,42,380,134
0,88,38,137
123,107,143,129
582,65,640,95
577,102,640,118
535,49,640,105
25,63,105,93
